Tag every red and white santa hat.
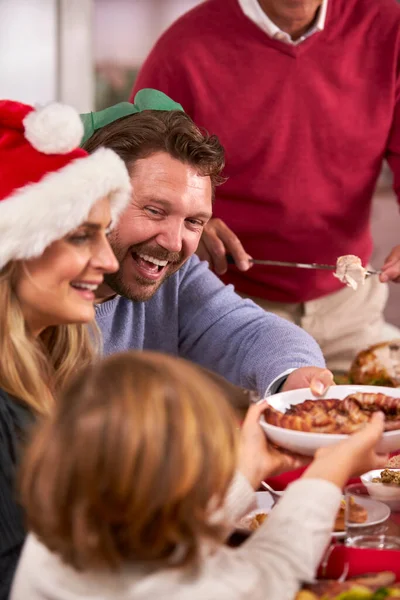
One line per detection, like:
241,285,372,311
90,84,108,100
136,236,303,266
0,99,131,270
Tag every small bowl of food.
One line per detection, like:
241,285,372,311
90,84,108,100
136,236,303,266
361,468,400,511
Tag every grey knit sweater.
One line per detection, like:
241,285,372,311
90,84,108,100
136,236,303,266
95,255,325,396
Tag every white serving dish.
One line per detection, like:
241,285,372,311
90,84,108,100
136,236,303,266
361,468,400,511
260,385,400,456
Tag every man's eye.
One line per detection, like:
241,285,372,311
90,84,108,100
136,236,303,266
187,219,204,227
145,207,162,216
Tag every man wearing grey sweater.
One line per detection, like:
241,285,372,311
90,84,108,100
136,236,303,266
82,90,332,399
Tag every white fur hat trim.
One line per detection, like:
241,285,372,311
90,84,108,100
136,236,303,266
23,103,84,154
0,147,131,269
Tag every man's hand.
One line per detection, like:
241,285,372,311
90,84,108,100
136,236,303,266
238,401,311,489
196,217,252,275
380,245,400,282
281,367,334,397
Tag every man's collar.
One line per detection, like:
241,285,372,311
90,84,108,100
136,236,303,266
237,0,328,44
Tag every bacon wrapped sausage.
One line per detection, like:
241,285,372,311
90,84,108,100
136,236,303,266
264,392,400,433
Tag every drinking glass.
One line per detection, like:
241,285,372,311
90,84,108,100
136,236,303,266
344,482,400,549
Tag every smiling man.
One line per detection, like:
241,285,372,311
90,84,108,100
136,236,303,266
101,151,213,303
81,89,332,400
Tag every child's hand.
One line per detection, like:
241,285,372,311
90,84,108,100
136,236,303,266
303,412,388,488
238,400,311,489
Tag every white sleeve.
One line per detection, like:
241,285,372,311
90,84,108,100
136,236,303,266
224,471,257,524
204,478,342,600
209,471,256,532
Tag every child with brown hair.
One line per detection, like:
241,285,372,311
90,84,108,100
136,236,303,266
11,351,387,600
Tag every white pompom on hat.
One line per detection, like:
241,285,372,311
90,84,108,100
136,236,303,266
0,99,131,270
23,102,84,154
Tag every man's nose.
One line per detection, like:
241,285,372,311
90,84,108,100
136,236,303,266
156,222,183,253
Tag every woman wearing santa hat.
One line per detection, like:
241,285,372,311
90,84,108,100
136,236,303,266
0,99,131,598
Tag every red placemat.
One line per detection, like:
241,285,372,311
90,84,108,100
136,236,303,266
317,544,400,580
265,466,306,490
265,451,400,491
264,452,400,581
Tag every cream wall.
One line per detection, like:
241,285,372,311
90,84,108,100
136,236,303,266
0,0,57,104
0,0,93,111
94,0,202,67
0,0,201,108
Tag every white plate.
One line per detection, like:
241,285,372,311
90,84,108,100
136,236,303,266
239,492,274,529
240,491,390,538
255,491,274,512
260,385,400,456
361,468,400,511
333,495,391,539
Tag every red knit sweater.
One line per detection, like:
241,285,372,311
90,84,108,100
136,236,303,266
132,0,400,303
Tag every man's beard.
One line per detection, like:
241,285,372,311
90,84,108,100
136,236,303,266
105,241,185,302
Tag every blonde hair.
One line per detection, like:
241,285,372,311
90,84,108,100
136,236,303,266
0,262,96,414
20,351,239,570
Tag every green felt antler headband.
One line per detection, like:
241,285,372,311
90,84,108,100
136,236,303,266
80,88,184,145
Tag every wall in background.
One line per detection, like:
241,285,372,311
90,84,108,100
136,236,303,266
58,0,93,111
0,0,57,104
0,0,93,111
94,0,201,67
93,0,203,109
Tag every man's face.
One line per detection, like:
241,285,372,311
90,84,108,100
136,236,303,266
103,151,213,302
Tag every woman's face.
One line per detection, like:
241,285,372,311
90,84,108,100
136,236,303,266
16,195,119,335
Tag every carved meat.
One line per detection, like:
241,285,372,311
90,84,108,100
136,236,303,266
264,392,400,433
334,255,367,290
350,340,400,387
334,496,368,531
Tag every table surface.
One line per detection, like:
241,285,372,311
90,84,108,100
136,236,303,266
227,492,400,549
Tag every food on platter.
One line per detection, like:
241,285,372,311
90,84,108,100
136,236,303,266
334,255,367,290
241,499,364,534
249,512,268,531
264,392,400,434
372,468,400,486
334,497,367,532
261,385,400,456
296,572,400,599
350,341,400,388
388,455,400,468
238,491,273,531
238,511,268,531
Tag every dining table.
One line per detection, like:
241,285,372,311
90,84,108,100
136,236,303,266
264,459,400,580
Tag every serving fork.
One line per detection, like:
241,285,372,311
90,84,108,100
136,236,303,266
226,255,380,276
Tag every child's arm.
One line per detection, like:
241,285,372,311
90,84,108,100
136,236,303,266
202,413,387,600
229,477,341,600
222,471,257,525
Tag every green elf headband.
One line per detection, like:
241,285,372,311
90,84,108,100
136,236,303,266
80,88,184,145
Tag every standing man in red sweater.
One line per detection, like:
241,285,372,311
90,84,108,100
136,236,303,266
132,0,400,371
